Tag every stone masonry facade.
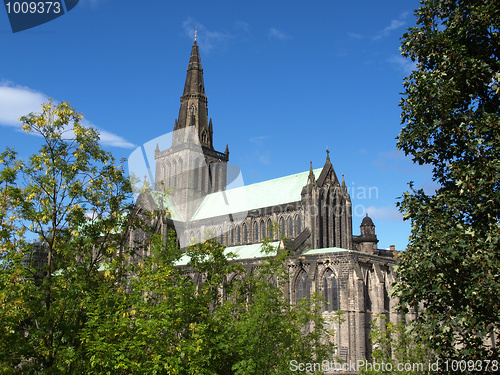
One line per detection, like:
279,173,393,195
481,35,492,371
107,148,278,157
136,38,399,364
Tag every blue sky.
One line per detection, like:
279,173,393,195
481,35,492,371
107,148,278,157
0,0,436,250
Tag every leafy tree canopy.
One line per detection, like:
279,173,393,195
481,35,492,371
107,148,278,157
0,101,336,374
395,0,500,362
83,235,337,375
0,100,141,373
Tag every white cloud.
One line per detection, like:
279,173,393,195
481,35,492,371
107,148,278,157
347,32,364,40
372,150,421,174
347,11,410,42
235,21,250,34
383,18,407,33
82,120,136,149
0,82,48,127
0,81,135,149
365,205,403,222
249,136,271,165
78,0,105,8
182,18,232,52
373,11,409,40
388,55,417,75
258,152,271,165
269,27,290,41
249,135,269,146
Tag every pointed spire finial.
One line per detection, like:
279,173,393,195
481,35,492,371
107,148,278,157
194,26,197,41
326,148,330,162
308,161,315,183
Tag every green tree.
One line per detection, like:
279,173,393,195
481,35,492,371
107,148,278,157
82,235,336,375
0,101,336,374
195,238,337,374
360,315,435,375
0,100,138,373
395,0,500,363
81,232,193,375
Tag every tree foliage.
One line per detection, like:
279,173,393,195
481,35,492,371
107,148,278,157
82,235,336,375
360,315,435,375
395,0,500,362
0,101,335,373
219,240,334,375
0,100,137,373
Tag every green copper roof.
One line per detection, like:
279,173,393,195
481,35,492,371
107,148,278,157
175,241,280,266
302,247,355,255
191,168,322,221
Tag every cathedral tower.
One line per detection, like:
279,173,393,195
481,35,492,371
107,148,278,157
155,38,229,221
174,39,212,148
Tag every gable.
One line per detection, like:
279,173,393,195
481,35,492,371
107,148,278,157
316,160,340,187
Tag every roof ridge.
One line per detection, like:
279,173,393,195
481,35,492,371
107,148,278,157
208,167,323,196
190,168,323,221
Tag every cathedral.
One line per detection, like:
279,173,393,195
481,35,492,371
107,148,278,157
138,38,398,363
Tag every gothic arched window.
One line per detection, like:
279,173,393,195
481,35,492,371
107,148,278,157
207,163,212,193
324,269,339,312
297,216,302,234
289,216,294,237
213,163,219,192
201,164,206,192
296,269,310,302
178,158,183,181
166,162,171,186
260,220,265,240
193,158,200,189
219,227,224,244
172,160,177,187
190,105,196,125
253,221,258,241
365,271,372,312
243,223,248,243
280,217,285,237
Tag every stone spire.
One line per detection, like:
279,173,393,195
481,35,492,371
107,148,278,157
174,38,213,149
308,161,315,183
